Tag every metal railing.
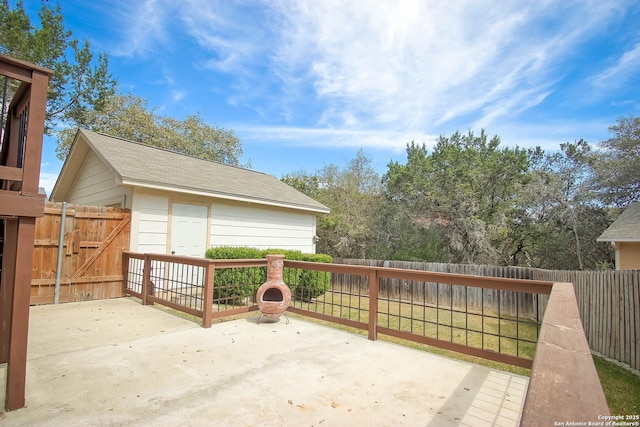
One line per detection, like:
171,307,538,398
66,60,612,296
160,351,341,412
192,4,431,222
284,260,551,368
122,252,267,327
123,252,551,367
122,252,610,423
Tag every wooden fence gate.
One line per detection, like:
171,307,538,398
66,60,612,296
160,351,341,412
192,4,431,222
30,202,130,305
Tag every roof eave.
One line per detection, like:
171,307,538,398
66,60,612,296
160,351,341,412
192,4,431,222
121,179,330,214
597,237,640,243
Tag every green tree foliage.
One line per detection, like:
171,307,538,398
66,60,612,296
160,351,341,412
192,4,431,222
527,141,614,269
384,130,531,264
0,0,116,134
281,123,624,270
281,170,322,200
315,149,383,258
56,93,244,165
283,150,386,259
592,116,640,207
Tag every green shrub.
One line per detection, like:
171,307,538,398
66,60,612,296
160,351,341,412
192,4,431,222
205,246,263,260
205,247,265,303
204,247,333,301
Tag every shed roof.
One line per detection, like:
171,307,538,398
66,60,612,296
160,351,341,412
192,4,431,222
51,129,330,214
597,202,640,242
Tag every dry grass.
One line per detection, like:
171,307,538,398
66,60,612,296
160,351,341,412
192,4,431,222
291,291,540,364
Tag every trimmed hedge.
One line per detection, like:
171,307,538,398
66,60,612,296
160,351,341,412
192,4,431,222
204,247,333,302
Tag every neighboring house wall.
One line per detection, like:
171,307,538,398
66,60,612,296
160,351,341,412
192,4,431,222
66,150,132,207
210,202,317,252
617,242,640,270
128,188,318,255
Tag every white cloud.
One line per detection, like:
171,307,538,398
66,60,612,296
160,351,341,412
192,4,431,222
268,1,623,132
108,0,175,57
592,41,640,90
103,0,635,151
235,124,435,151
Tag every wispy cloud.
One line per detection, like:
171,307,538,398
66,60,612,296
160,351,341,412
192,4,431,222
592,41,640,91
266,1,624,131
104,0,637,149
236,125,434,151
108,0,175,57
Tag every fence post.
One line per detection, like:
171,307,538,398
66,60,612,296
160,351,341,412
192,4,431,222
142,254,152,305
202,262,214,328
368,269,378,341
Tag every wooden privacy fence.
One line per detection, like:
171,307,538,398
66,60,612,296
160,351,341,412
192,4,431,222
332,259,543,320
532,269,640,374
336,259,640,371
31,202,130,304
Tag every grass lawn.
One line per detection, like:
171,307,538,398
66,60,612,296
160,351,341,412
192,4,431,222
593,355,640,416
292,290,540,360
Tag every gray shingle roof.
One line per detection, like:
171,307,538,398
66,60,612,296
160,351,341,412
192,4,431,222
597,202,640,242
79,129,329,214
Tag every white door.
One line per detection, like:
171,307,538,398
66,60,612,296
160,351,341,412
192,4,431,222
170,203,208,257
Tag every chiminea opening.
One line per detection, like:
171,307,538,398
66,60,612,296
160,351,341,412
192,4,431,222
263,287,283,302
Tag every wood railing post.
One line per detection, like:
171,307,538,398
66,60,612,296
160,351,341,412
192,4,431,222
202,262,215,328
142,254,152,305
121,252,130,294
5,217,37,410
368,269,378,341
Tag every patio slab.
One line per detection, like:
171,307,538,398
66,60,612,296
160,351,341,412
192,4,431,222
0,298,528,426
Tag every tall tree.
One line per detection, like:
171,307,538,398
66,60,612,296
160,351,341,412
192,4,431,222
284,150,384,258
0,0,117,135
528,140,611,269
57,93,244,165
384,131,531,264
592,116,640,207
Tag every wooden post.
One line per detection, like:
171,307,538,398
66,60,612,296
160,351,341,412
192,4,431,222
0,221,18,363
202,262,214,328
368,269,378,341
142,254,152,305
0,54,52,412
4,217,37,410
20,72,48,196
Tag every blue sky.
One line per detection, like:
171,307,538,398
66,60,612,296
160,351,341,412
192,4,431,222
21,0,640,194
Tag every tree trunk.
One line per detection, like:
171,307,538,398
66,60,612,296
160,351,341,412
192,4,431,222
572,224,584,270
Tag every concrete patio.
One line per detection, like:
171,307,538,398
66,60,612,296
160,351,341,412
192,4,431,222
0,297,528,426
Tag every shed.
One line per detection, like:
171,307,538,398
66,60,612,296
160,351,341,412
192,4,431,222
597,202,640,270
50,129,330,256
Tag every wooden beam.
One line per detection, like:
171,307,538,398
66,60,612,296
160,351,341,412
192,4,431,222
0,54,52,81
0,191,45,218
0,166,23,181
4,217,36,410
0,62,31,82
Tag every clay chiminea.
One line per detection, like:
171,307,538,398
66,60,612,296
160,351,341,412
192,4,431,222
256,254,291,323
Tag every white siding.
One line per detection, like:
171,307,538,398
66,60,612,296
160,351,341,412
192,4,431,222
210,203,317,252
66,150,131,207
133,193,169,254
